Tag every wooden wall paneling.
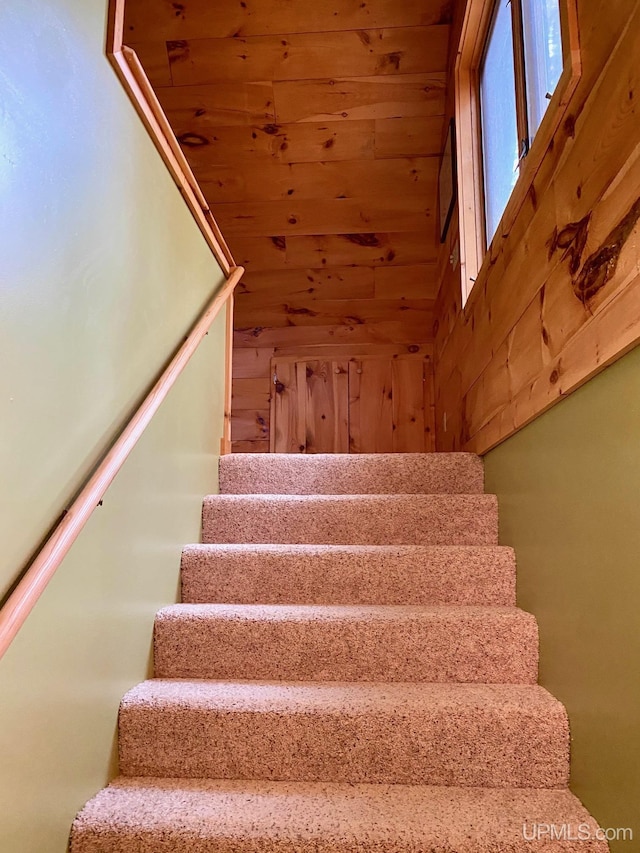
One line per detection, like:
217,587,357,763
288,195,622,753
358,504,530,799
169,27,450,87
374,264,439,299
127,40,172,86
177,122,379,170
374,117,445,158
304,361,350,453
391,357,426,451
235,321,432,349
273,344,433,360
348,359,394,453
433,0,640,453
228,235,290,271
232,347,275,379
228,232,439,272
270,361,303,452
124,0,453,42
211,197,432,238
231,440,270,453
237,267,376,304
201,158,439,206
235,299,434,330
232,377,272,410
154,81,276,127
273,73,447,124
284,232,439,269
463,144,640,446
125,0,449,453
424,355,436,452
231,409,270,442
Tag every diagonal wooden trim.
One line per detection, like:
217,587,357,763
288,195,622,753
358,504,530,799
0,265,245,661
107,1,234,273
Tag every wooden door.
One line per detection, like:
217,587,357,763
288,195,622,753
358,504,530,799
271,354,434,453
271,359,349,453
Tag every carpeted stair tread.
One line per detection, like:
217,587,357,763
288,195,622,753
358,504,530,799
118,680,568,787
219,452,485,495
202,494,498,545
70,777,608,853
154,604,538,683
180,543,516,605
70,451,607,847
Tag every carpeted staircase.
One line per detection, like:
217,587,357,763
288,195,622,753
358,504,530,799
71,453,607,852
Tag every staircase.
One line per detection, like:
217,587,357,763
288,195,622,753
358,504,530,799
71,453,607,852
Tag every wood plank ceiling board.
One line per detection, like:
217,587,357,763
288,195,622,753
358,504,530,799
123,0,451,452
175,121,379,169
124,0,454,41
272,73,447,123
168,27,450,86
199,157,439,205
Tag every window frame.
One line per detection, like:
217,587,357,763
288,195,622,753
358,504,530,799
455,0,581,307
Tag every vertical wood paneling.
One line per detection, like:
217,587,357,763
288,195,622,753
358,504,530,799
349,359,394,453
304,361,349,453
391,358,426,452
124,0,449,450
271,362,303,453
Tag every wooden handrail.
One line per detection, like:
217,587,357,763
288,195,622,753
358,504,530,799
0,265,244,661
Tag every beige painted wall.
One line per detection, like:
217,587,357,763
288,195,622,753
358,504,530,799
485,344,640,851
0,1,227,850
0,0,226,600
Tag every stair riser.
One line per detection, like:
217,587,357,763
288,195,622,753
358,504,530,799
219,453,485,495
154,614,538,683
202,495,499,546
119,704,568,787
180,545,516,605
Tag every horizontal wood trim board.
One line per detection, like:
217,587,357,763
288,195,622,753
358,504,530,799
124,0,454,41
0,266,245,661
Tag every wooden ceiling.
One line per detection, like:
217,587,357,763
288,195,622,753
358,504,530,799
124,0,452,451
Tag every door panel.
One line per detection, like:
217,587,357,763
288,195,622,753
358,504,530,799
391,357,426,452
271,354,433,453
271,361,305,452
349,359,394,453
304,361,349,453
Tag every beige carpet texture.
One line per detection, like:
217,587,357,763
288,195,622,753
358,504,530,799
70,453,608,852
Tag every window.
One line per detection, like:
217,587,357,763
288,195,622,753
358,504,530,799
455,0,580,304
479,0,563,242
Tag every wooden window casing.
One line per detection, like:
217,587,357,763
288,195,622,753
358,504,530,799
455,0,581,306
